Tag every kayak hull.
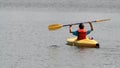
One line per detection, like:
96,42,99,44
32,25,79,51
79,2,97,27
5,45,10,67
66,37,99,48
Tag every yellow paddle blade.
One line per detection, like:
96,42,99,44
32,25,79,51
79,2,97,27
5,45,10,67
96,19,111,22
48,24,63,31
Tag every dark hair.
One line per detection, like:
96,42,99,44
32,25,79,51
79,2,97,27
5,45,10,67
79,23,84,29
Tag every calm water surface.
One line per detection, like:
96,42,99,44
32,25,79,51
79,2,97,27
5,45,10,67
0,0,120,68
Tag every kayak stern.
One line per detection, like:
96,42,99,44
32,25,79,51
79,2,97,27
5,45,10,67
67,37,99,48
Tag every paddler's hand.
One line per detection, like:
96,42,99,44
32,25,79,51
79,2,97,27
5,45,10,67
69,23,72,28
88,21,92,24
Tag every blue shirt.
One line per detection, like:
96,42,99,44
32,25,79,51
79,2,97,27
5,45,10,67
72,29,91,36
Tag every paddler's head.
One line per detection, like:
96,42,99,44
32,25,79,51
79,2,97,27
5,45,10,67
79,23,84,29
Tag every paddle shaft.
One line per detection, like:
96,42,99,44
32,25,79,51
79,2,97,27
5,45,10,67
63,20,97,27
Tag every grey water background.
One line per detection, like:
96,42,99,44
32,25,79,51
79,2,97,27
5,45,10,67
0,0,120,68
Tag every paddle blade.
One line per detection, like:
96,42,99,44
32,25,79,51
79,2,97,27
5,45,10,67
95,19,111,22
48,24,63,31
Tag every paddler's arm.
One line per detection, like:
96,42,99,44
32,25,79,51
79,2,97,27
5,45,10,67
69,24,72,33
88,21,93,31
69,24,78,36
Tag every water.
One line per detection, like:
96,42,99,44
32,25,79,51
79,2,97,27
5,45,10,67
0,0,120,68
0,0,120,12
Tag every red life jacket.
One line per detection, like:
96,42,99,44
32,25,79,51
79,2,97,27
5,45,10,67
77,29,87,40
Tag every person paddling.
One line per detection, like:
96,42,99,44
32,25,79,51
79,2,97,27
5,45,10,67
69,22,93,40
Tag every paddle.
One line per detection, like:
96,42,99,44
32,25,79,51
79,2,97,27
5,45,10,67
48,19,111,31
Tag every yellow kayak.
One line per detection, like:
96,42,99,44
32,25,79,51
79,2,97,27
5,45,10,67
66,37,99,48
